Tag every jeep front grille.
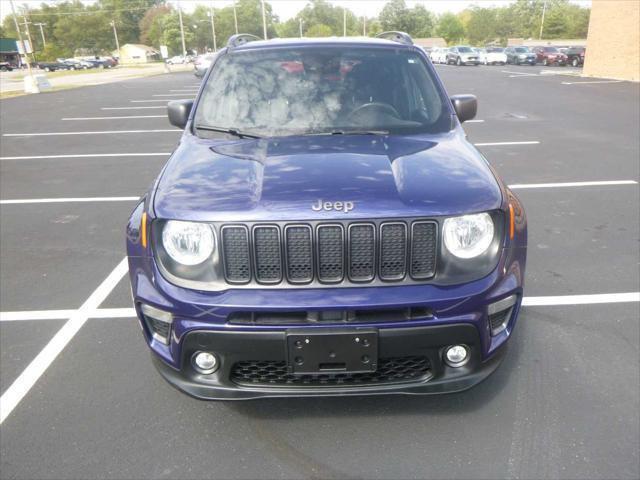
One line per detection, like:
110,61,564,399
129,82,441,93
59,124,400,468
219,220,437,286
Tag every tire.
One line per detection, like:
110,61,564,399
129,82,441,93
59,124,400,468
515,59,520,65
572,58,579,67
543,58,548,66
456,57,462,66
44,66,51,72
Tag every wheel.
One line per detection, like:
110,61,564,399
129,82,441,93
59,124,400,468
515,59,520,65
543,58,548,66
572,58,579,67
456,57,462,66
44,66,51,72
83,66,88,70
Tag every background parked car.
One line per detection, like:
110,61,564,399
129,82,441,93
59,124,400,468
87,57,117,69
429,47,448,64
193,53,216,78
447,46,480,66
61,58,94,70
36,60,69,72
479,47,507,65
531,46,567,66
565,47,586,66
0,62,14,71
429,47,446,64
505,46,537,65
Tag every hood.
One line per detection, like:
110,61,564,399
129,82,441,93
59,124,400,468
153,132,502,222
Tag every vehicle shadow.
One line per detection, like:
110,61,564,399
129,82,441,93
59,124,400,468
226,329,522,420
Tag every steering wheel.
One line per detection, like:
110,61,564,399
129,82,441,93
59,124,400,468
347,102,401,120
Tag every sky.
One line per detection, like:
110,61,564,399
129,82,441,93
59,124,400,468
1,0,593,22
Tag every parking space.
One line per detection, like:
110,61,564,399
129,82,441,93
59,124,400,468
0,65,638,479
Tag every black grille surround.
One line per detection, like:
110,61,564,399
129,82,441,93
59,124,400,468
230,356,432,387
218,219,438,287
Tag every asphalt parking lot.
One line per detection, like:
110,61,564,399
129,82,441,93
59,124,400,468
0,63,638,479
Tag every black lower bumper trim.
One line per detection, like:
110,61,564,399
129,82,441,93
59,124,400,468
151,323,507,400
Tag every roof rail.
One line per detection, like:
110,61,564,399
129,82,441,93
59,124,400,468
227,34,261,49
375,31,413,46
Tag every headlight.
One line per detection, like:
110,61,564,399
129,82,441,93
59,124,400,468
443,213,494,259
162,220,214,265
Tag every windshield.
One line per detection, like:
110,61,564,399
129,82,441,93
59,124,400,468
457,47,473,53
488,48,504,52
194,46,451,137
543,47,559,52
514,47,529,53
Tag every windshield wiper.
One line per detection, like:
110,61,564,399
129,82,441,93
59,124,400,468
194,125,262,139
305,129,389,136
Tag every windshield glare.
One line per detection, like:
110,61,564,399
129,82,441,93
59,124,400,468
457,47,472,53
515,47,529,53
194,47,451,137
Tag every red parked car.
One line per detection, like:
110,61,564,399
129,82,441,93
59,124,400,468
531,46,567,66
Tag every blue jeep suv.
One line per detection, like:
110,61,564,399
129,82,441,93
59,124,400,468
126,32,527,399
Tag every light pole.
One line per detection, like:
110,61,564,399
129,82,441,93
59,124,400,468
9,0,33,78
233,1,238,34
261,0,267,39
207,9,217,52
177,0,187,56
110,20,121,62
299,19,304,38
362,16,366,36
539,0,547,40
34,22,46,47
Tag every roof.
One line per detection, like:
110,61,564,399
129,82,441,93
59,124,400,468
232,36,414,51
0,38,18,53
121,44,159,53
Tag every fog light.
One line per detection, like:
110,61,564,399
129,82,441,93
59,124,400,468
444,344,469,368
192,351,219,375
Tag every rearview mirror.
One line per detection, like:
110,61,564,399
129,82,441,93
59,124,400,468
450,95,477,123
167,99,194,129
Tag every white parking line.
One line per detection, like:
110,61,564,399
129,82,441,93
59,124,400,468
465,120,485,123
3,129,178,137
0,258,128,425
0,308,134,322
130,100,171,103
101,106,166,110
152,93,196,97
1,292,638,324
502,70,538,77
0,197,139,205
169,89,199,93
562,80,623,85
62,115,166,120
474,141,540,146
0,152,170,161
510,180,638,189
522,292,640,306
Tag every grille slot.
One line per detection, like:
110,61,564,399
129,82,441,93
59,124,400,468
349,224,376,281
253,226,282,283
231,356,431,387
410,221,437,279
317,225,344,282
285,225,313,283
221,226,251,283
380,222,407,280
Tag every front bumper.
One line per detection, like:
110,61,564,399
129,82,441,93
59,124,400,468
152,324,508,399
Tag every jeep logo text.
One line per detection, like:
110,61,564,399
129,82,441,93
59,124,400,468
311,199,355,213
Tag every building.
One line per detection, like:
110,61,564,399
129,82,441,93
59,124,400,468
112,44,160,64
583,0,639,81
413,37,447,49
0,38,21,66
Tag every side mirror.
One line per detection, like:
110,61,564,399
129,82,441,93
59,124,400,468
167,99,194,129
450,94,477,123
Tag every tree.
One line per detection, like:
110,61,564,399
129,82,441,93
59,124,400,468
139,4,172,46
465,7,498,45
379,0,435,37
305,24,333,37
436,13,464,45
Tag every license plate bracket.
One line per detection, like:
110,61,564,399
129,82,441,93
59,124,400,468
286,330,378,374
